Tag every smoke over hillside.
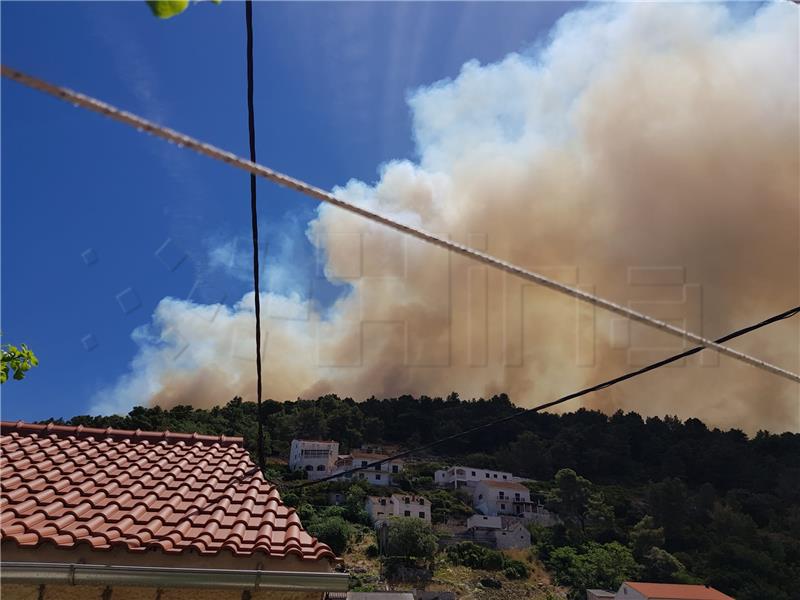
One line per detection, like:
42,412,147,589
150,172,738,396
92,2,799,432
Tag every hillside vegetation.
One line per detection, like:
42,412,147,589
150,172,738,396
56,394,800,599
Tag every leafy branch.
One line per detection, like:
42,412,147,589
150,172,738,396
146,0,220,20
1,341,39,384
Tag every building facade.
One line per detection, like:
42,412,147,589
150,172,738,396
612,582,734,600
289,439,340,479
434,465,514,488
465,515,531,550
332,450,404,486
365,494,431,524
473,480,535,516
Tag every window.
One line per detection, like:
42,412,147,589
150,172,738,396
375,473,381,480
493,474,498,479
485,473,490,478
380,499,386,506
498,491,505,498
419,499,424,505
392,465,399,473
316,465,325,471
418,512,425,519
502,475,507,480
404,510,411,517
305,465,313,471
500,503,506,510
404,497,410,504
361,461,368,467
471,471,476,476
514,493,520,500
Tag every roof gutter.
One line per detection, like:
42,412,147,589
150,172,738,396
1,561,350,592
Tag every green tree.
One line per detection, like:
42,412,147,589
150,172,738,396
548,542,640,598
307,516,352,555
1,341,38,383
548,468,613,542
629,515,665,559
385,518,437,565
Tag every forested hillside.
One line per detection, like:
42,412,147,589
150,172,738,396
54,394,800,599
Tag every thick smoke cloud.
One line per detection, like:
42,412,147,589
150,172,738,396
92,3,799,432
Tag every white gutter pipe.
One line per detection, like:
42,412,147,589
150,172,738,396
1,562,350,592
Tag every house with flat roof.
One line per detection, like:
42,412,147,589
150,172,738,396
473,479,535,516
365,494,430,524
465,515,530,550
289,439,340,479
332,450,404,486
2,422,347,599
434,465,513,489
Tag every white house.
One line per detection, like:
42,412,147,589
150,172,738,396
612,582,734,600
434,465,514,488
289,439,339,479
333,450,404,486
473,480,534,516
365,494,431,524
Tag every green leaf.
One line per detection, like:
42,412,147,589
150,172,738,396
146,0,190,19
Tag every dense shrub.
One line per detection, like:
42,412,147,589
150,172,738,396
503,559,530,580
446,542,505,570
385,518,438,564
308,516,352,555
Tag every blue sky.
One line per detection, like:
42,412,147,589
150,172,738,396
1,1,576,422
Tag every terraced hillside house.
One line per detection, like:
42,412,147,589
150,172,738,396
364,495,431,524
473,480,535,517
332,450,404,487
1,422,348,600
434,466,513,489
289,439,340,480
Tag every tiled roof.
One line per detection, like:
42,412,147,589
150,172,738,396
1,421,335,562
625,582,734,600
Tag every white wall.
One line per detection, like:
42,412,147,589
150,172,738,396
288,440,339,478
365,494,431,524
435,466,514,488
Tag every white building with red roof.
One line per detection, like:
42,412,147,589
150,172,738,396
614,582,734,600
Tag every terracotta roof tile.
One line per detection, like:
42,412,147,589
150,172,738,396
625,582,735,600
1,421,335,563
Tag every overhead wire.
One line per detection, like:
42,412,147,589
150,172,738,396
2,64,798,384
291,305,800,489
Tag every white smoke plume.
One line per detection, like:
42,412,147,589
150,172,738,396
92,2,799,433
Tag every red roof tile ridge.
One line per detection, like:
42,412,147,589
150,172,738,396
1,421,244,447
624,582,734,600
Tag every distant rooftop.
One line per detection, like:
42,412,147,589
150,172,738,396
624,582,734,600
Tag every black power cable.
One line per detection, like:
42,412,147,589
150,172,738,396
292,305,800,489
245,0,265,472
